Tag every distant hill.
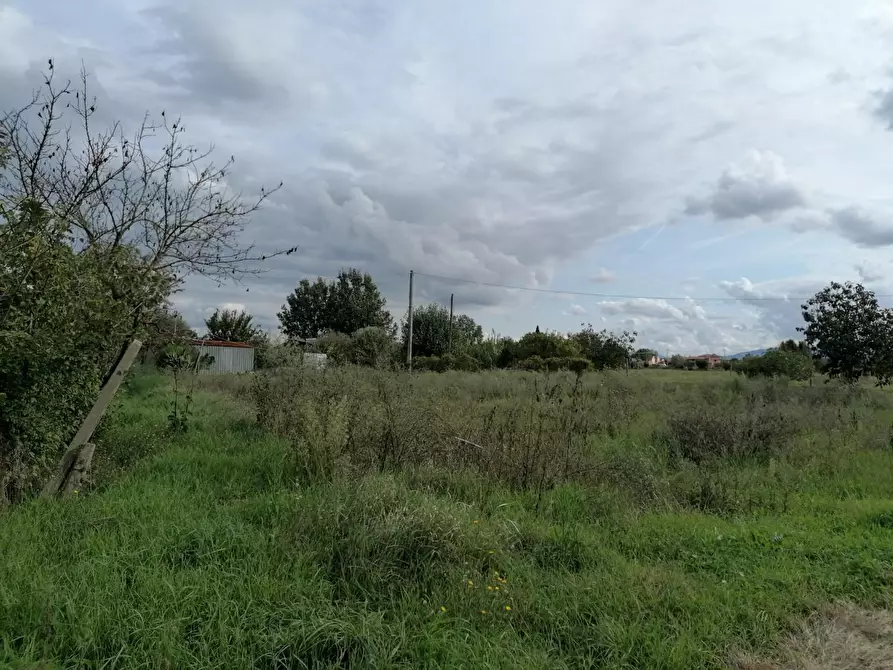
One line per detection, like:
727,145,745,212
727,349,768,360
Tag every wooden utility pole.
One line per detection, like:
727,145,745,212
448,293,454,355
42,339,142,499
406,270,414,372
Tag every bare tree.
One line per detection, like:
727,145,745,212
0,60,295,286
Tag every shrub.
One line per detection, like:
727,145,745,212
695,359,709,370
1,205,169,503
352,327,395,368
737,350,813,381
519,356,546,372
454,353,481,372
314,332,353,365
661,402,799,464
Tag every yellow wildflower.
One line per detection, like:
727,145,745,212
440,606,447,613
487,585,493,591
480,609,488,615
504,606,512,612
472,520,480,524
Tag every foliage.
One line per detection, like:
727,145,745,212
0,63,286,503
157,343,212,433
204,308,261,343
799,281,893,385
0,201,167,503
662,400,801,465
141,307,195,364
464,335,506,369
634,348,657,362
401,303,483,358
278,269,393,340
571,324,636,370
518,355,546,372
695,358,709,370
351,326,396,368
669,354,688,369
736,349,814,381
516,330,580,361
312,332,354,365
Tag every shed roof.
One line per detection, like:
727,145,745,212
189,339,254,349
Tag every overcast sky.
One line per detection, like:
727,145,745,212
5,0,893,354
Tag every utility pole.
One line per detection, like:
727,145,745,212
448,293,454,355
406,270,414,371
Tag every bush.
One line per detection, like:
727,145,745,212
352,327,395,368
519,355,546,372
661,403,799,464
1,205,169,503
543,357,591,373
314,332,353,365
695,359,709,370
737,350,813,381
454,353,481,372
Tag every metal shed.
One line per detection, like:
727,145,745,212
190,339,255,374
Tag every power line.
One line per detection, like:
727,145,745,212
413,271,893,303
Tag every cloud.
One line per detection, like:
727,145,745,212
5,0,893,344
565,304,587,316
685,150,806,221
828,207,893,247
856,261,886,283
589,267,616,284
718,276,827,339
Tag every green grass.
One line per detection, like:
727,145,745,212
2,369,893,668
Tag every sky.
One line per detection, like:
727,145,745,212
5,0,893,355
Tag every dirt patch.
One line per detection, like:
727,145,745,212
735,603,893,669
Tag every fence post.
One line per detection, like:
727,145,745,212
41,340,142,499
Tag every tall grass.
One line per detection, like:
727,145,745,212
1,367,893,668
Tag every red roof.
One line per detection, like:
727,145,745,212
189,339,254,349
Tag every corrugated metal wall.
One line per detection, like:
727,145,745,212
192,344,255,373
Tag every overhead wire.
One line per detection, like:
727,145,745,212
412,271,893,303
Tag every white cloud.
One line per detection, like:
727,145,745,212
589,267,616,284
565,303,587,316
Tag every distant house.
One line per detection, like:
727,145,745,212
687,353,723,369
647,355,667,367
190,339,255,374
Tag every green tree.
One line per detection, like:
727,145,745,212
799,281,892,385
516,330,580,361
737,350,813,381
278,269,393,339
0,64,286,503
402,304,483,358
571,324,636,370
351,326,396,368
635,348,658,362
205,308,261,343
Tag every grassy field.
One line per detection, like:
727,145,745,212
3,367,893,668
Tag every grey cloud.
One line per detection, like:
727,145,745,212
874,88,893,129
685,150,806,221
856,262,886,283
138,7,291,110
829,207,893,247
